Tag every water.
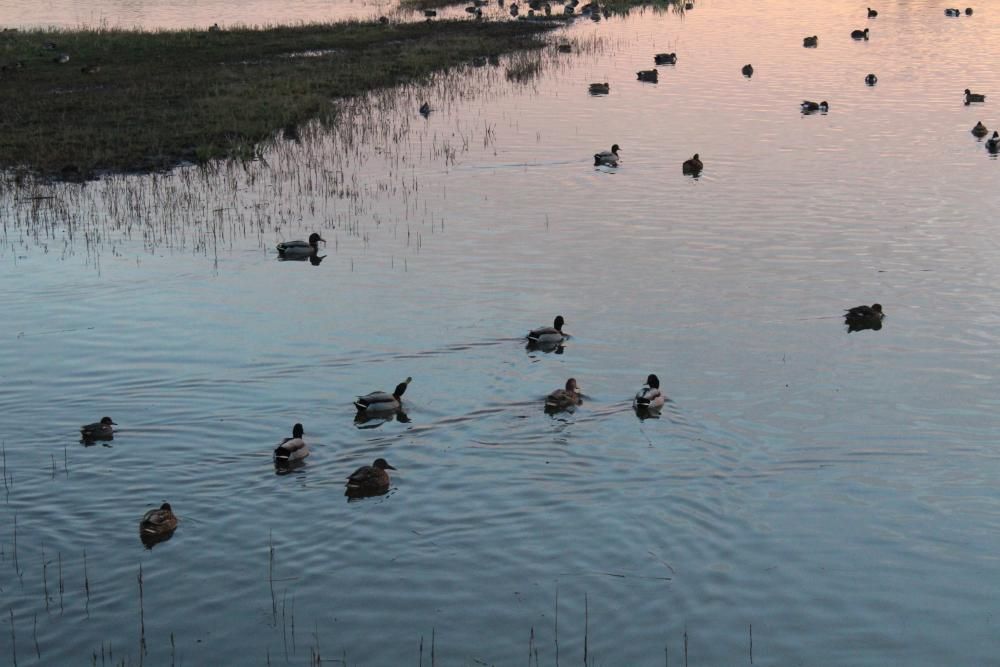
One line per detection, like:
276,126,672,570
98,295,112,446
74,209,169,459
2,0,1000,664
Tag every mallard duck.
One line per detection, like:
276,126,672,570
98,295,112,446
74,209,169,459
987,131,1000,152
589,82,610,95
803,35,818,47
345,458,396,496
867,7,878,17
277,232,325,257
654,53,677,65
801,100,829,113
274,423,310,464
634,374,666,411
865,73,878,85
965,89,986,104
80,416,116,440
682,153,703,175
594,144,621,166
419,102,430,116
944,8,960,16
527,316,567,345
140,503,178,537
972,121,988,137
845,303,884,332
741,64,753,77
545,378,582,412
637,69,659,83
355,377,412,413
851,28,870,39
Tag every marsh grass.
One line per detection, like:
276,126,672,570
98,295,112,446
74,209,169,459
0,19,559,179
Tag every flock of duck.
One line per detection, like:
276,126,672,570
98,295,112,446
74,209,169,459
81,283,885,547
584,4,996,172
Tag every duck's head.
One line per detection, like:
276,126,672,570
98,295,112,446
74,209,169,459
611,143,621,154
100,416,116,426
965,89,972,95
871,303,883,314
393,377,413,399
646,374,660,389
565,378,578,392
308,232,326,246
554,315,565,331
692,153,700,160
373,458,397,471
292,423,304,438
159,502,173,512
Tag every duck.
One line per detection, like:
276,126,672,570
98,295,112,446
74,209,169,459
277,232,325,257
987,131,1000,152
80,416,116,440
594,144,621,166
558,43,572,53
637,69,659,83
419,101,431,116
801,100,829,113
589,82,610,95
741,64,753,77
140,503,178,538
345,458,396,496
355,377,412,413
972,121,988,137
274,423,310,465
944,8,960,16
803,35,818,47
964,89,986,104
865,73,878,85
545,378,582,412
851,28,869,40
867,7,878,17
966,7,973,15
654,53,677,65
527,315,567,345
634,374,666,411
845,303,884,332
682,153,703,175
424,9,437,17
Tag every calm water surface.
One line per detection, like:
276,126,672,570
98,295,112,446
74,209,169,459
2,0,1000,664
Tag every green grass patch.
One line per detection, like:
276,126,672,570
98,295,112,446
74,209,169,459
0,19,560,179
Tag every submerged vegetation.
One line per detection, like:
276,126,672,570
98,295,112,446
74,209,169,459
0,19,561,179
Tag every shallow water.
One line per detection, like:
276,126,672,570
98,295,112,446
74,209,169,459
3,0,1000,664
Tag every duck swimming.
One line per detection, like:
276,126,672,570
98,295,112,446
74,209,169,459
527,315,567,345
594,144,621,166
81,416,116,441
682,153,703,175
545,378,582,413
865,73,878,85
851,28,870,40
345,458,396,497
867,7,878,17
355,378,412,414
944,8,960,16
972,121,988,137
654,53,677,65
845,303,884,332
637,69,659,83
634,374,666,412
964,89,986,104
589,82,610,95
419,102,431,116
803,35,818,47
801,100,829,113
741,64,753,77
276,232,325,257
274,423,309,465
140,503,178,542
986,131,1000,152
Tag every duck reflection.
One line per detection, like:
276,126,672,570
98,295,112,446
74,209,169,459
525,339,565,354
845,303,884,332
277,253,326,266
354,409,410,429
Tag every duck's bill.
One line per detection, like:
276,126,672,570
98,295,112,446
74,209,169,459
385,464,397,470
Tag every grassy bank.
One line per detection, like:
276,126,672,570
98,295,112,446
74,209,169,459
0,19,560,180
